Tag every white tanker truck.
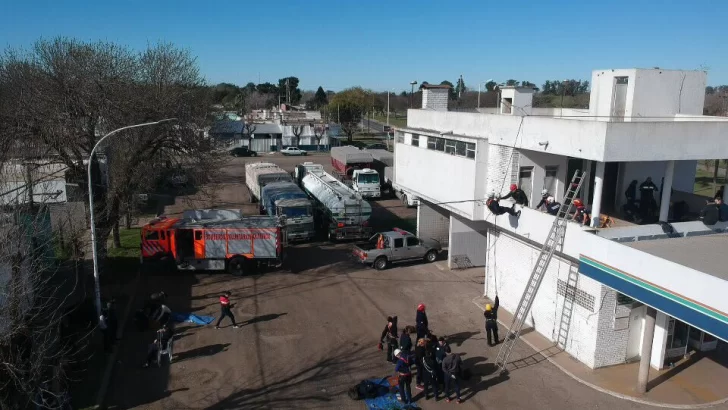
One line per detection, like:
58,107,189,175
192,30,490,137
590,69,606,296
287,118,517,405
295,162,372,241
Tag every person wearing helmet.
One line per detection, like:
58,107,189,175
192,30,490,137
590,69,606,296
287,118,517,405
545,196,562,216
639,177,659,221
486,192,520,217
572,199,591,226
416,304,429,342
535,188,551,211
379,316,399,363
501,183,529,206
484,295,500,346
393,349,413,405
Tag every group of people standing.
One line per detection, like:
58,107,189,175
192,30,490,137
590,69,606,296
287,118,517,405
379,304,464,405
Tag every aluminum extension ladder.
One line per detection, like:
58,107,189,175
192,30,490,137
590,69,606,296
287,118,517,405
494,169,587,372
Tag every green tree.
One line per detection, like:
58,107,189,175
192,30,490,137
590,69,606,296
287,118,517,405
506,79,518,86
312,86,328,109
440,80,456,100
243,82,257,94
256,82,278,95
278,76,302,105
485,81,497,92
327,87,377,142
455,76,467,97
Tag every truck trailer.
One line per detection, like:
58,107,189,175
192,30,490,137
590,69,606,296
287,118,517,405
296,162,372,241
140,210,286,275
330,146,380,198
260,181,315,242
245,162,293,203
384,166,419,207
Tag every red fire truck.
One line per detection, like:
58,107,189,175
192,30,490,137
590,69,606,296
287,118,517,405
140,214,286,275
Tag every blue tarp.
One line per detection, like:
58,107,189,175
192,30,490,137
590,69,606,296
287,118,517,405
364,378,419,410
171,313,215,325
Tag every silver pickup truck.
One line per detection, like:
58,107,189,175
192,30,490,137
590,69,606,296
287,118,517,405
352,228,442,270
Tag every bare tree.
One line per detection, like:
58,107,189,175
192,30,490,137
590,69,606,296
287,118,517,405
0,37,220,262
291,125,304,147
312,123,326,152
243,116,257,149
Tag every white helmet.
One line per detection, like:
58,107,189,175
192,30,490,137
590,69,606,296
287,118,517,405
547,196,555,203
488,191,496,199
541,189,549,196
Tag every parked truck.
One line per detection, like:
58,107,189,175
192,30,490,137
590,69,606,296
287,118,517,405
140,209,286,275
384,166,419,207
260,181,315,242
331,146,381,198
352,228,441,270
295,162,373,241
245,162,293,203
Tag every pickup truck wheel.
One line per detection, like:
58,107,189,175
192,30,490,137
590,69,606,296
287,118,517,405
425,250,437,263
374,257,388,270
228,257,246,276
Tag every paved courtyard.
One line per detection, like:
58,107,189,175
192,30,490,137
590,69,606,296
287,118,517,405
104,154,658,409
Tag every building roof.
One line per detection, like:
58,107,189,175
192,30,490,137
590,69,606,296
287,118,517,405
252,123,283,135
210,119,243,135
625,234,728,281
420,84,451,90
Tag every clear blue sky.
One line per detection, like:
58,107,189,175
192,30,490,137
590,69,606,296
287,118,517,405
2,0,727,92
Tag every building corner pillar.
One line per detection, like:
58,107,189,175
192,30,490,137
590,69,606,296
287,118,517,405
637,306,657,394
659,161,675,222
590,162,605,228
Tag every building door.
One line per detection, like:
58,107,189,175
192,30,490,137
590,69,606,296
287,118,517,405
626,305,646,360
611,77,629,121
518,166,534,204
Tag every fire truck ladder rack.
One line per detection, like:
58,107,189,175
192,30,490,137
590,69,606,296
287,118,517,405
495,169,587,373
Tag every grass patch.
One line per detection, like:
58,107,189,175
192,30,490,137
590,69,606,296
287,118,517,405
372,114,407,128
108,227,141,258
694,168,726,196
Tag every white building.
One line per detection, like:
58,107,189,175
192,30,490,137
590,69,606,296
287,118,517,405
394,68,728,379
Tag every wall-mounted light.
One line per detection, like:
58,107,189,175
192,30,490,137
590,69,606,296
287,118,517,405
538,141,549,149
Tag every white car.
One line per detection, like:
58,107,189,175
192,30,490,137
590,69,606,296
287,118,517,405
280,147,307,156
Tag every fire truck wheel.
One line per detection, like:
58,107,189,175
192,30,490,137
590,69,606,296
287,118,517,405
227,257,246,276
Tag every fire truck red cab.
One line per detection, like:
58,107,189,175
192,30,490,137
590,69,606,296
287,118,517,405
140,217,179,259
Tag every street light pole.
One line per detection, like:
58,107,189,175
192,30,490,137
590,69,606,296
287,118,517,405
387,91,390,127
87,118,177,325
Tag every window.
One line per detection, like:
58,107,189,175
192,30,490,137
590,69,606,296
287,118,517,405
396,132,404,143
455,141,466,156
435,138,445,151
466,142,476,159
544,165,558,195
393,238,404,248
406,237,419,246
160,230,166,240
616,293,635,306
427,137,437,150
444,139,456,154
194,231,202,240
411,134,419,146
144,230,159,240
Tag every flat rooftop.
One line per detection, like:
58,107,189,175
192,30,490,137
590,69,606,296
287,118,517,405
625,234,728,281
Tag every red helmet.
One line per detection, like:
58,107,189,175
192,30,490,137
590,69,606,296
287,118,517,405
417,303,426,312
510,184,517,192
573,199,583,207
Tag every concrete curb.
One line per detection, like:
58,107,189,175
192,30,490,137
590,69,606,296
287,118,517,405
471,297,728,409
94,270,141,409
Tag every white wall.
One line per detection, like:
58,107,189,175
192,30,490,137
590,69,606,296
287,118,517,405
449,215,487,268
631,70,706,117
590,69,636,117
515,149,569,205
651,311,670,369
484,229,603,367
394,134,482,219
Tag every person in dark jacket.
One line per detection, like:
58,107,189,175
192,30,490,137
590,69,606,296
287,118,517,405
143,324,173,368
545,197,562,216
415,304,428,341
393,349,413,405
399,327,413,354
535,189,550,211
442,352,463,403
421,350,440,400
379,316,399,363
414,338,427,389
215,291,239,329
487,192,520,217
484,295,500,346
435,337,451,385
501,183,529,206
639,177,658,219
625,180,638,206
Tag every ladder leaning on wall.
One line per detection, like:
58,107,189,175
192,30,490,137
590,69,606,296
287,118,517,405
494,169,587,373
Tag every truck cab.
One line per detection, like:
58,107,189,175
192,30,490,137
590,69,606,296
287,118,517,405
275,198,315,241
351,168,381,199
352,228,441,270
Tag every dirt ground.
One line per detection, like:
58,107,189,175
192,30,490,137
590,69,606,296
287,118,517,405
104,152,655,410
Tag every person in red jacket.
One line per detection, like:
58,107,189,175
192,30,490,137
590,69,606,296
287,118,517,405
215,291,239,329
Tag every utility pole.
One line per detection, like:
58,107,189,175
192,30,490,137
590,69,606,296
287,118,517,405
409,80,418,108
458,74,463,99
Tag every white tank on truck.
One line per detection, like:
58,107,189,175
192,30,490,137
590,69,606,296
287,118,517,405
299,163,372,241
245,162,293,203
